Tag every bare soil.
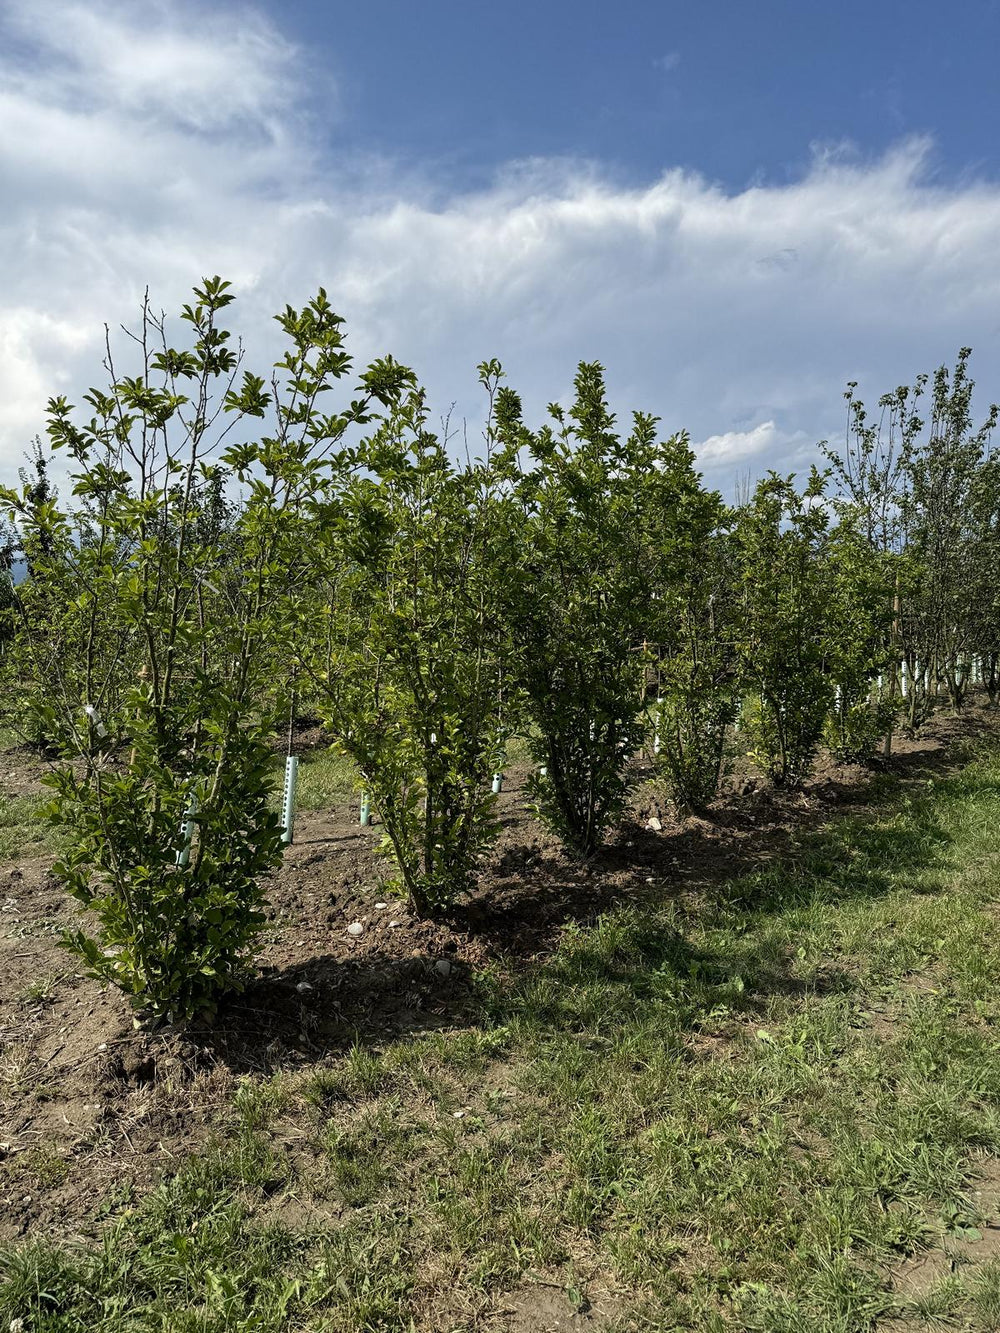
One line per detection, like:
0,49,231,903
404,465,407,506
883,1154,1000,1329
1,705,997,1244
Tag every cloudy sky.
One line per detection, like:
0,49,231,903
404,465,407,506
3,0,1000,489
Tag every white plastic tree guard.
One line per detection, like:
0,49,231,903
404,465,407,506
83,703,107,738
281,755,299,845
176,791,199,868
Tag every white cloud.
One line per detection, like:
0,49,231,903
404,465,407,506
2,1,1000,496
2,0,300,135
0,309,95,443
695,420,781,466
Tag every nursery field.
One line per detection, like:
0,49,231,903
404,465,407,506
3,280,1000,1330
4,707,1000,1331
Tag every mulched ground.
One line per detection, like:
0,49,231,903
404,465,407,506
1,705,996,1242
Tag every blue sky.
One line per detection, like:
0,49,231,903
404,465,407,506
285,0,1000,192
2,0,1000,486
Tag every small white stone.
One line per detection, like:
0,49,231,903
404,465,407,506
346,922,364,937
434,959,452,978
295,981,313,993
374,902,388,910
97,1043,107,1051
452,1110,466,1119
646,817,662,832
389,921,401,928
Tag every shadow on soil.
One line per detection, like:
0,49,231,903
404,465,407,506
190,718,1000,1079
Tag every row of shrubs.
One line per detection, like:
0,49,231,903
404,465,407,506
1,279,996,1021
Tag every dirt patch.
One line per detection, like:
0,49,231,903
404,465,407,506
0,748,55,801
1,703,997,1243
884,1154,1000,1326
493,1281,620,1332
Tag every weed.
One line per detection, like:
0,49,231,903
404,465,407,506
232,1074,292,1132
17,972,64,1007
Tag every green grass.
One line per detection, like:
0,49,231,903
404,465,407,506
0,793,57,860
6,744,1000,1329
286,732,535,817
292,747,359,812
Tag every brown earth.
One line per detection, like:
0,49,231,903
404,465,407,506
1,704,997,1247
883,1155,1000,1329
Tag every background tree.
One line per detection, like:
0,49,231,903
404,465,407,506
899,349,998,712
967,455,1000,705
827,349,998,728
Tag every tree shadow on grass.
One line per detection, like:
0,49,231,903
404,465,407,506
191,745,999,1078
429,731,992,959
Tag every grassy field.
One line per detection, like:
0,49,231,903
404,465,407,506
288,735,538,814
5,740,1000,1330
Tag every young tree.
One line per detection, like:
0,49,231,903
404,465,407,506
822,519,896,762
821,377,920,749
299,365,517,917
733,470,834,787
642,435,737,813
494,363,659,855
1,279,409,1021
